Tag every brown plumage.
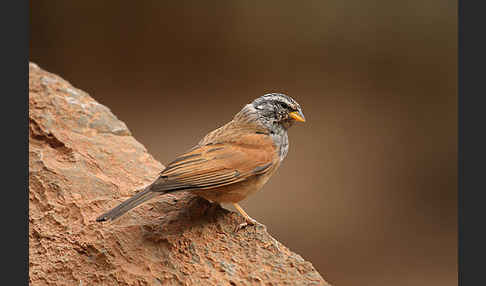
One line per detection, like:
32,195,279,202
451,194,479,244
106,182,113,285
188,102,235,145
96,93,305,231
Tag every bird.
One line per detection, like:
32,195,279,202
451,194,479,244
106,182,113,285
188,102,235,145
96,93,305,231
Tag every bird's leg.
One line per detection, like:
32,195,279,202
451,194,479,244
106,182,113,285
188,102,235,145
233,203,258,231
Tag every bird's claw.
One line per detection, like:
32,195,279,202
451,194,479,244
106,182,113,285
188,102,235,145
234,218,257,232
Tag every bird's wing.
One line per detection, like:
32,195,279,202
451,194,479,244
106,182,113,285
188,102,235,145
150,133,277,192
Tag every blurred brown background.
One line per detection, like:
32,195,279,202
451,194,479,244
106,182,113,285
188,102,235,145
30,1,457,285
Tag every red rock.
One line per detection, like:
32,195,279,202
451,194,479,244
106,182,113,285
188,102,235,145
29,62,330,286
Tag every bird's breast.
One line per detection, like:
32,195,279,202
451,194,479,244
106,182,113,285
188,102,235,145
270,129,289,162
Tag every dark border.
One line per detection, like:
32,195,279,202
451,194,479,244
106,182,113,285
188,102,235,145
459,0,486,285
3,0,29,284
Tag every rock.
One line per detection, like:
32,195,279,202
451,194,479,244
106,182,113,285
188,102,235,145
29,62,330,286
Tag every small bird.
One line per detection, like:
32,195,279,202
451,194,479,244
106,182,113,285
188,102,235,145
96,93,305,231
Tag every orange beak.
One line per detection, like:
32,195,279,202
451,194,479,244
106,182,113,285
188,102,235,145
289,110,306,122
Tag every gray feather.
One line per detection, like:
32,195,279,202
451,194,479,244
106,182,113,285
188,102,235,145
96,186,160,222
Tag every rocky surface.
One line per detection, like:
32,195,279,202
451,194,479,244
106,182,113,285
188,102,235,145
28,62,329,286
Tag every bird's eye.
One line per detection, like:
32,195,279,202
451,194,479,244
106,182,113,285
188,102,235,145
278,102,290,109
278,102,296,111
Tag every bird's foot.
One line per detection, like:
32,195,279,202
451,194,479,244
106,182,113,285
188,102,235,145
234,217,258,232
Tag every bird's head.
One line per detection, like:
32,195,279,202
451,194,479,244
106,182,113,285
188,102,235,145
251,93,305,130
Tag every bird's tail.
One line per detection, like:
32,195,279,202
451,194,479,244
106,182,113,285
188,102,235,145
96,186,160,222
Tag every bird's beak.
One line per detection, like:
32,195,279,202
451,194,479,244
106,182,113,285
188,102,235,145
289,110,306,122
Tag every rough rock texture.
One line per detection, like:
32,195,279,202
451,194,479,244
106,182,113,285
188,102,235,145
28,62,329,286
